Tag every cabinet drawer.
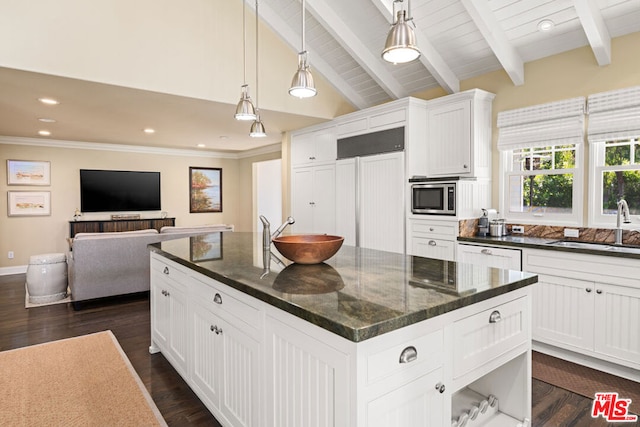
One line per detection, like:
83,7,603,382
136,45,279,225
366,329,443,386
190,276,261,327
412,237,456,261
151,257,188,285
411,220,457,239
457,244,522,270
452,297,528,378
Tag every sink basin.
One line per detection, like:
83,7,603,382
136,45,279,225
272,234,344,264
547,240,640,254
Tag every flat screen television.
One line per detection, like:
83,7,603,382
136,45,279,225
80,169,161,212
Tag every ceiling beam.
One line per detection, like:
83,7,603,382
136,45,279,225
248,0,370,110
459,0,524,86
370,0,459,94
305,0,410,100
573,0,612,65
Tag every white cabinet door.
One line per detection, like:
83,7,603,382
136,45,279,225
291,167,314,234
366,368,444,427
291,132,316,166
291,164,336,235
532,274,594,351
168,284,189,375
291,128,336,166
427,99,471,177
457,244,522,270
359,152,404,253
335,159,356,246
191,303,222,410
594,283,640,365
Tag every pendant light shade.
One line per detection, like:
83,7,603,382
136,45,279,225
382,1,420,64
235,84,256,120
235,1,256,121
289,51,316,98
289,0,316,98
250,0,267,137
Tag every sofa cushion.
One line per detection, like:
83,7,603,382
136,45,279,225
74,229,159,240
160,224,233,234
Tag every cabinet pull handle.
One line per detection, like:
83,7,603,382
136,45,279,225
428,240,437,246
309,156,316,160
596,289,603,294
399,346,417,364
210,325,215,332
463,164,469,169
210,325,223,335
161,290,166,296
489,310,502,323
429,227,435,232
586,288,592,293
163,266,169,274
435,382,446,393
480,249,493,255
213,293,223,304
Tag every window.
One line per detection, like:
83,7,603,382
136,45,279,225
498,97,585,225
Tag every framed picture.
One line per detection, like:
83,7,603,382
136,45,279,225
190,233,223,262
7,191,51,216
190,167,222,213
7,160,51,185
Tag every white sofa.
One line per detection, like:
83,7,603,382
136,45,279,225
67,224,233,305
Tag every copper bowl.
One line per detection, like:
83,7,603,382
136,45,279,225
272,234,344,264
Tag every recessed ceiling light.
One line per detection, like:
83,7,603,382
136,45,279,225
537,19,555,32
38,97,59,105
196,143,206,148
38,130,51,136
38,118,56,123
143,128,155,134
219,135,229,140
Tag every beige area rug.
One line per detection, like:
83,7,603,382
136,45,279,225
532,351,640,415
24,284,71,308
0,331,167,426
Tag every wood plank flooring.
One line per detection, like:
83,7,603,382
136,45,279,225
0,273,614,426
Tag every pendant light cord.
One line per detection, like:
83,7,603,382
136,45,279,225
255,0,259,109
242,1,247,85
301,0,306,54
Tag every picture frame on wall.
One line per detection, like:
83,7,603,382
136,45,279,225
7,160,51,186
7,191,52,216
189,167,222,213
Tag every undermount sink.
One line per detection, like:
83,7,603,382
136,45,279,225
547,240,640,254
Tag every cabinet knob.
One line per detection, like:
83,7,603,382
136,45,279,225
428,240,437,246
161,290,166,296
163,266,169,275
489,310,502,323
210,325,222,335
213,293,223,304
586,288,592,293
309,201,315,206
463,164,469,169
435,382,446,393
429,227,435,232
596,289,603,294
480,249,493,255
309,156,316,160
399,346,417,364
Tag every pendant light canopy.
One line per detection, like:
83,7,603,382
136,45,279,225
235,1,256,121
250,0,266,138
289,0,316,98
382,0,421,64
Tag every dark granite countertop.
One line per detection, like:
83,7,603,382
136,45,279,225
150,232,537,343
458,235,640,259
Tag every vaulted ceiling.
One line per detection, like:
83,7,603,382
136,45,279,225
1,0,639,153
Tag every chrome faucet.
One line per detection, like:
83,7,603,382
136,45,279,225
259,215,295,248
615,199,631,245
271,216,295,239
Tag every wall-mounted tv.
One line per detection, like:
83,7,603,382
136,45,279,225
80,169,161,212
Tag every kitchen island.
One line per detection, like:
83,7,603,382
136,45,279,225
149,232,537,427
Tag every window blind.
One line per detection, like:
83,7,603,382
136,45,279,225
587,86,640,142
497,97,585,151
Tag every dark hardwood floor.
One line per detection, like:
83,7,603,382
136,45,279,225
0,273,614,426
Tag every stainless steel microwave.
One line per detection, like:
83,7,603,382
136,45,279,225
411,182,456,215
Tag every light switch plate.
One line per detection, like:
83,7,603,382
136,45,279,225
564,228,579,238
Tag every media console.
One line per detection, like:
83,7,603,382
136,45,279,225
69,217,175,237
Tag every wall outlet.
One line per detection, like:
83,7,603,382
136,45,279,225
564,228,580,238
512,225,524,234
8,251,14,259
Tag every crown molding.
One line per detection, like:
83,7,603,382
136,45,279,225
0,136,281,159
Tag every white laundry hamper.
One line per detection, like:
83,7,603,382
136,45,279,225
26,253,68,304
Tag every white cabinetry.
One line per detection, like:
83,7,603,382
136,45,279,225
408,218,458,261
457,243,522,270
524,248,640,379
425,89,494,178
291,163,336,235
150,257,189,377
290,126,336,167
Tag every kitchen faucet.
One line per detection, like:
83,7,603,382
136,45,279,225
615,199,631,245
259,215,295,249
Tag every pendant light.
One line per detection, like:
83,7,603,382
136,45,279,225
250,0,267,137
382,0,421,64
288,0,316,98
235,0,256,121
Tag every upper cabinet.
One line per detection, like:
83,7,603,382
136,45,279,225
290,125,337,167
425,89,495,179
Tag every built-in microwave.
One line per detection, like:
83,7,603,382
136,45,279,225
411,181,456,215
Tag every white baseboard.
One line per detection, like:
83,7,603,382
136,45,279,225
0,265,27,276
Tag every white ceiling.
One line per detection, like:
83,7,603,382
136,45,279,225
2,0,640,154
